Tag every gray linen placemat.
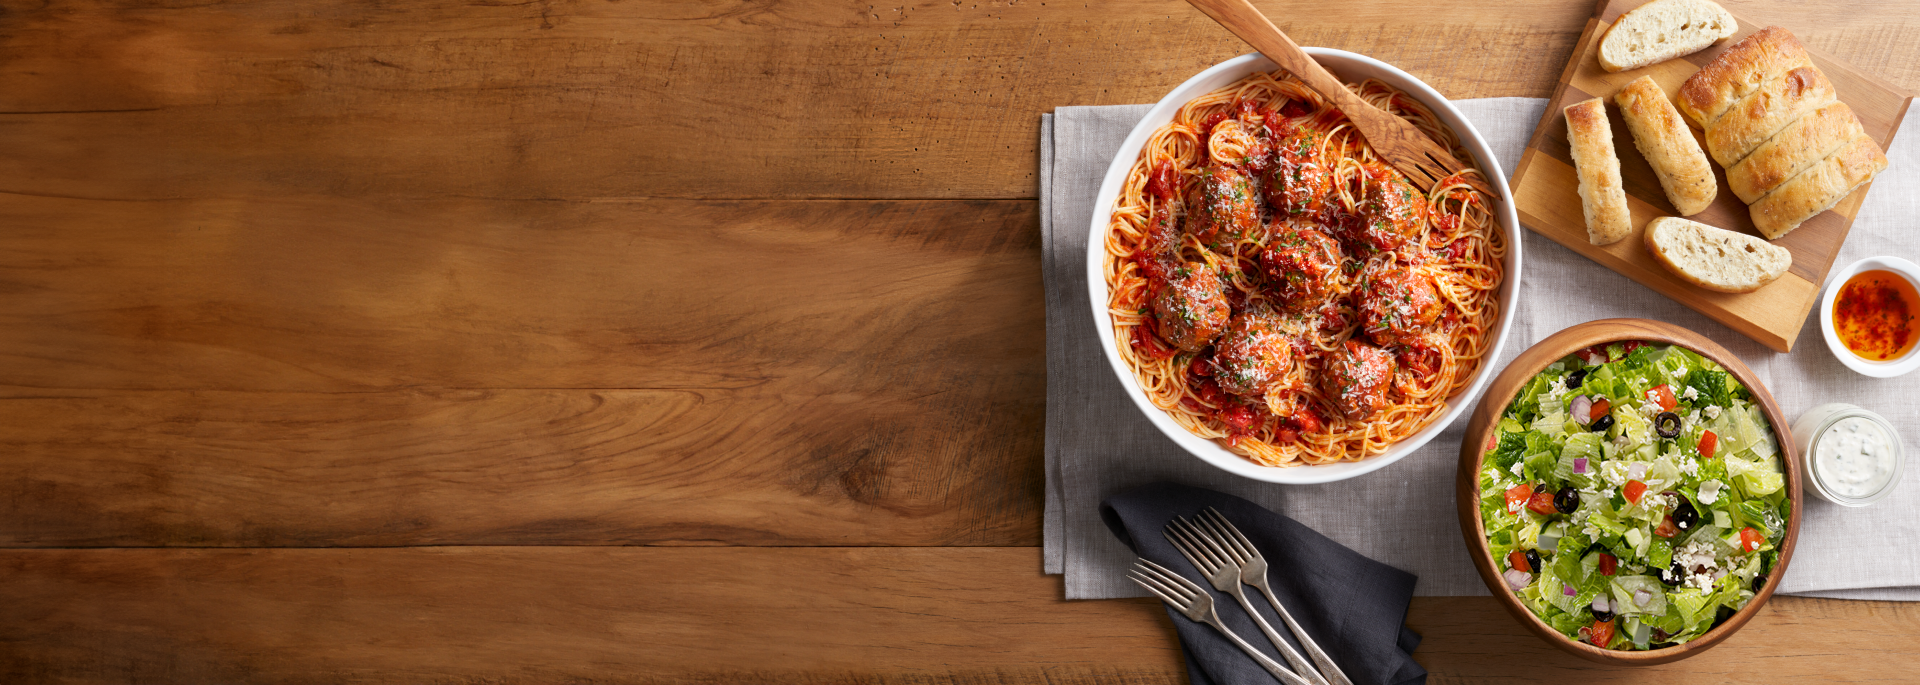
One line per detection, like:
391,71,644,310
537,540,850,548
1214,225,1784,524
1042,99,1920,600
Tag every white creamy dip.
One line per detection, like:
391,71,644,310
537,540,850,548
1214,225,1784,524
1816,417,1898,499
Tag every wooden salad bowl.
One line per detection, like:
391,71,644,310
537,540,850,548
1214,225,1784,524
1454,319,1802,666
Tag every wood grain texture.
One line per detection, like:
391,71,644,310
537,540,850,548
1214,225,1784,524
1454,319,1801,665
4,547,1916,684
0,197,1044,547
1510,0,1915,352
0,0,1593,201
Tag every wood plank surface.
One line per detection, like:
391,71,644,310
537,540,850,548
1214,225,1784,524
1510,0,1914,352
4,547,1915,684
1,197,1043,547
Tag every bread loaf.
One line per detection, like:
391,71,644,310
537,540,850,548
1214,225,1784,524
1614,76,1717,215
1599,0,1738,72
1644,217,1791,293
1704,65,1835,167
1749,135,1888,239
1565,98,1634,245
1676,26,1811,128
1725,102,1863,204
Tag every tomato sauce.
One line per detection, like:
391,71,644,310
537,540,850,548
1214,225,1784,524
1833,270,1919,361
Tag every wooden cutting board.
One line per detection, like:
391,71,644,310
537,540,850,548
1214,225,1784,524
1509,0,1914,352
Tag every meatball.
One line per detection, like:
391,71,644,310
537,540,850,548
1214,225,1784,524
1258,220,1344,312
1355,258,1444,347
1188,164,1263,248
1320,339,1396,420
1150,260,1231,352
1211,309,1295,397
1264,125,1331,219
1344,164,1429,251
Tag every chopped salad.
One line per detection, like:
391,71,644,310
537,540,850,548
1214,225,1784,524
1476,341,1788,650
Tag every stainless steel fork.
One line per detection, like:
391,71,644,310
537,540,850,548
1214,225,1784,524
1198,507,1353,685
1128,559,1314,685
1167,516,1326,685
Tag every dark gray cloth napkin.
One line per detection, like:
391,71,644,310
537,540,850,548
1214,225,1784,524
1103,482,1424,685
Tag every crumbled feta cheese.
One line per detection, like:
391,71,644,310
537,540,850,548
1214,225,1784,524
1511,462,1525,477
1682,386,1699,401
1704,405,1722,419
1612,433,1630,451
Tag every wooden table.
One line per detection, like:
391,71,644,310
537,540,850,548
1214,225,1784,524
3,0,1915,681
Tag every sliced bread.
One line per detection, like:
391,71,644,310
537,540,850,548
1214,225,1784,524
1725,101,1863,204
1565,98,1633,245
1644,217,1791,293
1703,64,1836,167
1599,0,1738,73
1749,134,1889,239
1676,26,1811,128
1614,75,1717,215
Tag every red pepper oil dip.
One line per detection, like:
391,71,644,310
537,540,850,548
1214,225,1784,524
1833,270,1919,361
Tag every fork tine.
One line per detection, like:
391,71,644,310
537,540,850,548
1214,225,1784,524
1182,514,1242,566
1131,561,1191,598
1132,567,1195,604
1129,571,1188,608
1138,558,1203,596
1196,511,1249,564
1204,507,1261,559
1167,518,1224,570
1159,525,1205,571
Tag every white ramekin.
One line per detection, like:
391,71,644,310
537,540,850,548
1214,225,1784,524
1818,256,1920,378
1791,403,1905,507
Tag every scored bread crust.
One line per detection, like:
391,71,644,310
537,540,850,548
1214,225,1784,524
1599,0,1738,73
1614,76,1717,216
1704,65,1836,167
1726,102,1863,204
1750,135,1889,239
1644,217,1791,293
1677,26,1811,128
1565,98,1633,245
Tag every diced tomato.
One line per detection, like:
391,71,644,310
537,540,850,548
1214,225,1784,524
1505,484,1533,514
1278,98,1314,119
1623,479,1647,504
1526,492,1559,516
1194,379,1226,406
1188,355,1213,378
1654,514,1678,538
1739,527,1764,553
1621,341,1648,356
1145,160,1179,201
1274,426,1299,444
1648,384,1678,412
1589,619,1616,647
1133,326,1175,361
1200,110,1229,136
1578,346,1608,366
1508,549,1530,573
1598,553,1618,576
1698,430,1719,459
1236,97,1260,121
1589,397,1611,420
1217,403,1259,432
1293,409,1323,435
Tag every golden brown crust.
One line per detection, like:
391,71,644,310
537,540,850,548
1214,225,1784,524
1750,135,1888,239
1564,98,1633,245
1615,76,1717,216
1704,65,1836,167
1726,102,1863,204
1676,26,1811,128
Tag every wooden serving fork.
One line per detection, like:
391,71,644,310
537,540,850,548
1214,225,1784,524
1185,0,1499,198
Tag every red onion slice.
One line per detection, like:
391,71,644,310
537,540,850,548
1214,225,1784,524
1563,583,1577,596
1503,569,1533,591
1571,395,1593,425
1592,595,1611,612
1573,457,1589,474
1633,588,1653,607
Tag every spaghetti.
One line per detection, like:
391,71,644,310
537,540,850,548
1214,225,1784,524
1104,69,1505,467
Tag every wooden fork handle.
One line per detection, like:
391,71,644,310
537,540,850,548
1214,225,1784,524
1182,0,1373,115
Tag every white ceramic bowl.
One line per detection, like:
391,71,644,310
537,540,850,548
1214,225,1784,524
1819,256,1920,378
1083,50,1523,484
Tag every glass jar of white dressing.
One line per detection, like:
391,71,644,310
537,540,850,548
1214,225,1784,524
1791,403,1905,506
